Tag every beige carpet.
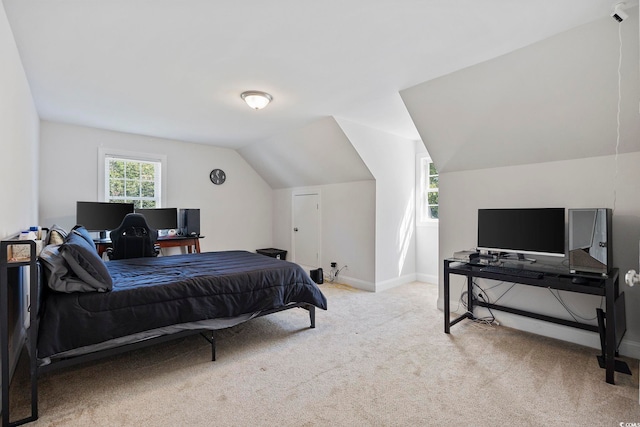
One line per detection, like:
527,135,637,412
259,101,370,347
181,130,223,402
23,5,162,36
9,282,639,426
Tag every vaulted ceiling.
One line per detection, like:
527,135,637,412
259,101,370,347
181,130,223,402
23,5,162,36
3,0,628,150
401,9,640,173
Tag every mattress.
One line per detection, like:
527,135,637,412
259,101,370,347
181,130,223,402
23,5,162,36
37,250,327,360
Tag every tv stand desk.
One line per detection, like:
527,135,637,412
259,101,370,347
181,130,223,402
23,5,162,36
443,259,627,384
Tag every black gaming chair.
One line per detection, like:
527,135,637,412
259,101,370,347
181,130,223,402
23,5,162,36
107,213,159,260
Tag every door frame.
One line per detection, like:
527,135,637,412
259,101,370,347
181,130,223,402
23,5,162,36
291,188,322,268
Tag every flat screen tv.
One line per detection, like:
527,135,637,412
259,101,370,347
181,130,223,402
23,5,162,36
477,208,565,259
135,208,178,230
76,201,135,235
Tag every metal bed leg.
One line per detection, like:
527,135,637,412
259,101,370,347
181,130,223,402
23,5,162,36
200,331,216,362
211,332,216,362
308,305,316,329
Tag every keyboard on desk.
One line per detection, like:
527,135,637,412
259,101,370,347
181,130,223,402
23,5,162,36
480,265,543,279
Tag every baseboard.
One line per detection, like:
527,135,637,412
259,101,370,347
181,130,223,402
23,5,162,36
438,296,640,359
619,338,640,360
329,274,419,293
416,273,438,285
375,273,417,292
333,275,375,292
487,312,602,351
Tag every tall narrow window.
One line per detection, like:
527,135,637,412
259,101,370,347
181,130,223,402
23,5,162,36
420,157,439,221
99,148,166,209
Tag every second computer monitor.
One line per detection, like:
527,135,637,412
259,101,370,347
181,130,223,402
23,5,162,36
135,208,178,230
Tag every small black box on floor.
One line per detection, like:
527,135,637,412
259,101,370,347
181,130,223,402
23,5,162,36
256,248,287,260
310,268,323,284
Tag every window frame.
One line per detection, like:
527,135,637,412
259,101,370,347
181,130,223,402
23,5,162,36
98,147,167,208
417,155,439,225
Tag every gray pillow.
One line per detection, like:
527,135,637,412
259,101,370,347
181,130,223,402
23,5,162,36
58,230,113,292
39,244,110,293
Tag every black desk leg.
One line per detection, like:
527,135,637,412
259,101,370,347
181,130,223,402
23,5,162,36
444,261,475,333
444,261,450,333
466,275,474,316
605,275,616,384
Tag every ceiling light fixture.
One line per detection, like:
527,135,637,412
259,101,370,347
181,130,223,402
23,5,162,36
241,91,273,110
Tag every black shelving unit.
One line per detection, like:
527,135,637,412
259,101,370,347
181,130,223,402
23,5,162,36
1,238,38,426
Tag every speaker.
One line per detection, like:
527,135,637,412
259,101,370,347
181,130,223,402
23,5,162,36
569,208,612,276
179,208,200,237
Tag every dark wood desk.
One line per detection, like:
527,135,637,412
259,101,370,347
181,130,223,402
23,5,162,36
443,259,627,384
95,235,202,257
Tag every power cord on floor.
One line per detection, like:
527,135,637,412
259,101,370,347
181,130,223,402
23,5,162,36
457,281,503,326
472,281,497,325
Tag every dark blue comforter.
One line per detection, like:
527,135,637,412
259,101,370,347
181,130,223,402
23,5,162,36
37,250,327,359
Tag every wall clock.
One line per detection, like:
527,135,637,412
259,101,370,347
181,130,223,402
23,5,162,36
210,169,226,185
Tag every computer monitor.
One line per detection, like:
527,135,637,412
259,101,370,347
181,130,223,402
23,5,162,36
135,208,178,230
76,201,135,237
477,208,565,259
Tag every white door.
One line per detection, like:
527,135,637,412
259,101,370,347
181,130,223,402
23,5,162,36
293,193,319,268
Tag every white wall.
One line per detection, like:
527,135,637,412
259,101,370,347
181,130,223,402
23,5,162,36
415,141,438,285
272,180,376,290
402,11,640,174
337,119,417,290
239,117,373,189
0,4,39,237
439,153,640,358
0,1,39,390
416,222,438,285
38,121,273,253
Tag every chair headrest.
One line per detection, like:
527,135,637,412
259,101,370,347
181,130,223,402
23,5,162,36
110,213,158,240
119,213,153,229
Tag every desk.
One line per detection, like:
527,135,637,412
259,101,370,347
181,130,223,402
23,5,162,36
444,259,627,384
95,235,202,257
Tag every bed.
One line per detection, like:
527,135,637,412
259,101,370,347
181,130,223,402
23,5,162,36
2,242,327,426
37,250,328,365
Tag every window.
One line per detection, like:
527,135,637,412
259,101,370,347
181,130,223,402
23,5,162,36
419,157,439,221
98,148,166,209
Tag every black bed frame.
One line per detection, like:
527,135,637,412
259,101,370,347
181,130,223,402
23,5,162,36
1,238,316,426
